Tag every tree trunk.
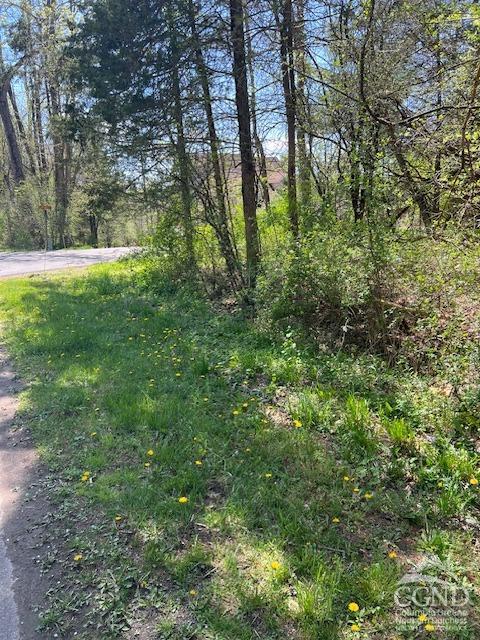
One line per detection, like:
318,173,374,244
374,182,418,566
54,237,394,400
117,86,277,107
8,86,36,176
387,123,432,229
169,14,196,269
432,28,442,221
46,0,69,247
294,0,311,218
244,2,271,212
229,0,260,289
89,213,99,247
49,81,68,246
0,84,25,184
31,70,48,174
188,0,241,286
278,0,298,238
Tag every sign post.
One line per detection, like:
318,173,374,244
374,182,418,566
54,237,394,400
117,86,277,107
42,203,52,252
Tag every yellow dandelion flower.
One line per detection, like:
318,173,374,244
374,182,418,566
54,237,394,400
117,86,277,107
469,477,478,486
293,419,302,428
332,517,340,523
388,550,398,559
175,372,182,377
265,473,272,478
348,602,360,612
178,496,189,504
115,515,122,522
424,623,435,632
194,460,203,466
144,462,151,468
81,471,91,482
270,561,281,570
73,554,83,562
418,614,428,623
232,409,240,416
343,475,350,481
189,589,197,597
353,487,360,493
147,449,154,456
351,624,361,632
90,432,97,437
242,402,249,409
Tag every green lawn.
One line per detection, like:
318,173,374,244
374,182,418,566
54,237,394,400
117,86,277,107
0,259,478,639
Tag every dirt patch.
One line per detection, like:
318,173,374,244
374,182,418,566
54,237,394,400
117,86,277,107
0,347,54,638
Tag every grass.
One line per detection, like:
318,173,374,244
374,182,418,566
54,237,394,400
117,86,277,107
0,258,479,639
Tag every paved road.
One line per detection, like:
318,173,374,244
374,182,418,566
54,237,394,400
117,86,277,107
0,247,137,277
0,355,21,640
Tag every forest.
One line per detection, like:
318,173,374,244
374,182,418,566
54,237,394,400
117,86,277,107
0,1,480,638
0,0,478,255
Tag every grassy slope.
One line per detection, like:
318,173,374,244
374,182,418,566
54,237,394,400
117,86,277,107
0,260,479,639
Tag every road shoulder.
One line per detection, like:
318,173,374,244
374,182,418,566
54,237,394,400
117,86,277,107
0,349,51,639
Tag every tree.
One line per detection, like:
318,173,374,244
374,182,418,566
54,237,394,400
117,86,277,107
187,0,242,286
274,0,299,237
229,0,260,288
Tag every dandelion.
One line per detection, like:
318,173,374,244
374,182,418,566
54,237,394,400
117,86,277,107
194,460,203,466
175,372,182,377
469,477,478,486
81,471,91,482
271,561,281,570
115,515,122,522
353,487,360,493
364,492,373,500
265,473,272,478
332,517,340,523
388,550,398,559
147,449,154,456
73,554,83,562
144,462,151,468
343,475,350,481
418,614,428,623
348,602,360,613
242,402,249,409
90,432,97,437
351,624,361,632
293,419,302,428
178,496,189,504
189,589,197,597
232,409,240,416
424,623,435,632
